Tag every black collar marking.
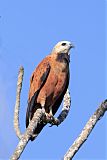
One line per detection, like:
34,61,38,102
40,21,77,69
56,53,70,64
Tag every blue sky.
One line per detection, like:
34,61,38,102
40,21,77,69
0,0,106,159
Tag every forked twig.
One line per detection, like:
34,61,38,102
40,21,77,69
11,108,44,160
11,67,71,160
12,66,107,160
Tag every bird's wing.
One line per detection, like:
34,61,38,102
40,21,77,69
52,72,69,115
26,57,51,128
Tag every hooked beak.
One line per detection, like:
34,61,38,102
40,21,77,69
68,43,75,55
70,43,75,49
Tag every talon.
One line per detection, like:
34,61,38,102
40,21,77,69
45,113,54,120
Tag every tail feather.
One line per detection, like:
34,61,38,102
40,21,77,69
26,102,46,141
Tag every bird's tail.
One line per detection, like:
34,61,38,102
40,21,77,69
26,102,46,141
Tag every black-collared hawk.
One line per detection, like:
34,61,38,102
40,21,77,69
26,41,74,141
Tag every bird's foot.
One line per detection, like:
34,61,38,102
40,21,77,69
49,118,59,127
45,113,54,121
42,113,59,126
45,113,59,127
42,113,53,124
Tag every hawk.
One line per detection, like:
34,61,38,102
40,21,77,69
26,41,74,140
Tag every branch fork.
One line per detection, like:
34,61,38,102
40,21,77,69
11,66,71,159
10,66,107,160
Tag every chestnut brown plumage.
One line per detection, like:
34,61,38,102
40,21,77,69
26,41,74,140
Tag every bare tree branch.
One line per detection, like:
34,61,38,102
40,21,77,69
11,67,71,159
12,66,107,160
11,108,44,160
57,89,71,124
64,99,107,160
48,89,71,126
11,66,106,160
14,66,24,139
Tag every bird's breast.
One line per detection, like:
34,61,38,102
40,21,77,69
52,60,69,74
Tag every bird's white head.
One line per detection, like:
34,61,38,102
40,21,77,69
52,41,74,55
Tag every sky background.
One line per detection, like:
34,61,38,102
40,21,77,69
0,0,106,159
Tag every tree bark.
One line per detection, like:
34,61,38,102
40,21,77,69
64,100,107,160
13,66,24,139
11,67,71,159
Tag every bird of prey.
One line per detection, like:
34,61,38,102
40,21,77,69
26,41,74,141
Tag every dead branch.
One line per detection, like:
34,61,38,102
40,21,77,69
64,99,107,160
14,66,24,139
11,66,106,160
11,108,44,160
11,66,71,159
44,89,71,126
57,88,71,124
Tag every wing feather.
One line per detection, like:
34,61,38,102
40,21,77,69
26,58,51,128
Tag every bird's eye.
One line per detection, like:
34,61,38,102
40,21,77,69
61,43,66,46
